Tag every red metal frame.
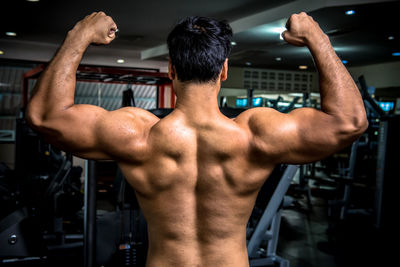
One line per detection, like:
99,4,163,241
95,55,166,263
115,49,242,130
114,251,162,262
22,64,173,109
22,64,45,108
170,89,176,108
159,85,165,108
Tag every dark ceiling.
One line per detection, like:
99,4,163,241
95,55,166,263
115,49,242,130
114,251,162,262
231,1,400,70
0,0,399,71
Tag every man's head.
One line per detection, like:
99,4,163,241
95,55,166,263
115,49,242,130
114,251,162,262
167,16,233,84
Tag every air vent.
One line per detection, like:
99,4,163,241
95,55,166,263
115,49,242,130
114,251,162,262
242,67,315,93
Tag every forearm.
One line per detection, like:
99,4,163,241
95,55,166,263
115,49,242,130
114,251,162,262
309,35,367,128
26,31,89,123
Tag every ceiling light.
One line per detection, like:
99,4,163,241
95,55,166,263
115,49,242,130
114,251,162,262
299,65,308,70
231,41,237,46
392,52,400,56
26,0,40,2
270,27,286,34
245,62,252,66
345,10,355,15
388,36,394,40
0,50,3,55
5,32,17,37
256,18,287,41
275,57,282,61
342,60,348,64
269,27,286,40
117,59,125,63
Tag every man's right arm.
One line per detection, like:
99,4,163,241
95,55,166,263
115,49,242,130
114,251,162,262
236,12,368,164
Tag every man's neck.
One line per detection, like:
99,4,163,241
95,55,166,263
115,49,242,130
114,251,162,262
174,81,222,119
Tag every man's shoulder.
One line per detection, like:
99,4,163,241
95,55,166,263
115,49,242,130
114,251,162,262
233,107,296,150
234,107,280,127
112,107,160,125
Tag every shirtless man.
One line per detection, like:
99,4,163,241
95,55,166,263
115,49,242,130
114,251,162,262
26,12,368,267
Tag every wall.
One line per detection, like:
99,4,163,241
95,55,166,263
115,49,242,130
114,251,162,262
223,66,244,88
348,61,400,89
224,61,400,96
222,66,319,91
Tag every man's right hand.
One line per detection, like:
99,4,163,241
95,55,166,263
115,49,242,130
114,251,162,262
282,12,327,48
68,12,118,46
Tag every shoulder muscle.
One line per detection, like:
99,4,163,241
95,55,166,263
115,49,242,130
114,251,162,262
96,107,159,161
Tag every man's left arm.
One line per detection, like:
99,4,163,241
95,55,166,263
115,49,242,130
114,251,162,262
26,12,158,160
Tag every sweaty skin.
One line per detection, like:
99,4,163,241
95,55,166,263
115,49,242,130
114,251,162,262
26,12,368,267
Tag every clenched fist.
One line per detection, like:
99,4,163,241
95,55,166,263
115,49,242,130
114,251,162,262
282,12,327,47
69,12,118,45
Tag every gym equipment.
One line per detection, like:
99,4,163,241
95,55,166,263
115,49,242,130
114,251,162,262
358,76,386,118
247,88,254,108
21,65,172,109
327,140,364,220
325,75,393,224
0,208,39,259
84,160,96,267
1,118,84,265
291,164,313,209
357,75,391,228
279,96,301,113
122,86,136,107
375,115,399,231
247,165,299,267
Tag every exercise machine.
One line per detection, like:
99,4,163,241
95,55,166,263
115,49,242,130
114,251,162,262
0,118,84,266
247,165,299,267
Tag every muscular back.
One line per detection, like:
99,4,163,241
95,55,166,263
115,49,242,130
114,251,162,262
25,10,368,267
118,110,274,267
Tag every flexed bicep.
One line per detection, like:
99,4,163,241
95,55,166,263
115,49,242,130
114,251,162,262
30,105,158,161
24,12,140,160
279,108,351,164
242,107,358,165
29,104,111,160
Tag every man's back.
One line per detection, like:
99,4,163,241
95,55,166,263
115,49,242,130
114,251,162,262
119,110,274,267
26,11,368,267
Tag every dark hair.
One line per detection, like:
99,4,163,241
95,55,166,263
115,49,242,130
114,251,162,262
167,16,233,83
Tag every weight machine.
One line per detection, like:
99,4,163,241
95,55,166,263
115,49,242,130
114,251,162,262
247,165,299,267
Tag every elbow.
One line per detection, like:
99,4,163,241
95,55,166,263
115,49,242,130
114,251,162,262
358,116,369,135
352,111,369,136
339,114,369,142
25,104,44,130
25,113,41,130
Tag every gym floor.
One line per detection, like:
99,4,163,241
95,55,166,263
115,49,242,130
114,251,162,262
277,191,389,267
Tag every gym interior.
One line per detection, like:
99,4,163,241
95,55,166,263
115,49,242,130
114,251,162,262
1,0,399,266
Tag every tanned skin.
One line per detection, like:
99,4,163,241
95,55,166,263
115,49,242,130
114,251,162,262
26,12,368,267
